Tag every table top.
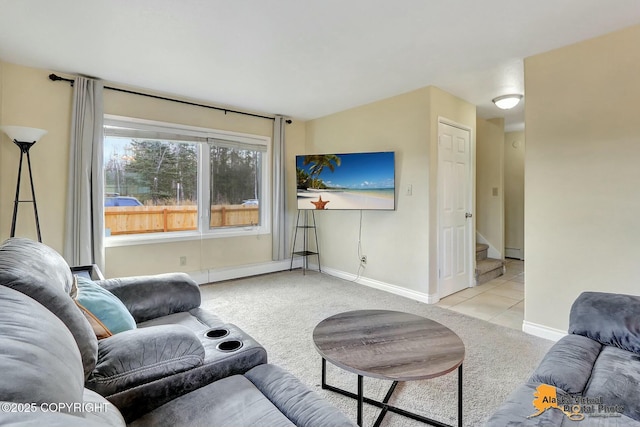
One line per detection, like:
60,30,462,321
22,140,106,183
313,310,465,381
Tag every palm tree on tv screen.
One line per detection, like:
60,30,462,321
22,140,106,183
303,154,341,189
296,167,311,189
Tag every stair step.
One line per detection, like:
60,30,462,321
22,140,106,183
476,258,504,274
476,243,489,261
475,243,489,252
475,258,504,285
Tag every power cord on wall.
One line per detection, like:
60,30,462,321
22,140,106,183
350,210,365,282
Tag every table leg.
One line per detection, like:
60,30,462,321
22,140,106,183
458,364,463,427
322,358,327,389
321,357,461,427
373,381,399,427
357,375,363,426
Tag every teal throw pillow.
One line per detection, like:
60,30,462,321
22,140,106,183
74,276,136,338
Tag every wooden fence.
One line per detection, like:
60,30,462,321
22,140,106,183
105,205,259,235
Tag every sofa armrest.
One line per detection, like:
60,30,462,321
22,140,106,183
484,382,570,427
529,334,602,394
86,324,205,398
96,273,201,323
245,364,358,427
569,291,640,354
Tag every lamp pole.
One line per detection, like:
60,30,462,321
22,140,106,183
1,126,47,243
11,140,42,242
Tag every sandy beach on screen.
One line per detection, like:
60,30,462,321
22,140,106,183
297,190,394,210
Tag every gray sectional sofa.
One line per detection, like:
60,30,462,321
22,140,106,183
0,237,355,427
486,291,640,426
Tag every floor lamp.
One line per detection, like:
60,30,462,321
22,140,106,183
0,125,48,242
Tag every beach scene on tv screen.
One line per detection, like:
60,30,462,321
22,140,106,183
296,152,395,210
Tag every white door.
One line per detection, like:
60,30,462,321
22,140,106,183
438,121,472,298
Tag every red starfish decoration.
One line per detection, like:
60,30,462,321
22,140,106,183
311,195,329,210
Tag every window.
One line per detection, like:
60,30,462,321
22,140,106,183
103,116,270,242
209,144,263,228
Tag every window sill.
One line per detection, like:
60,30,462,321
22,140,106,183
104,227,270,248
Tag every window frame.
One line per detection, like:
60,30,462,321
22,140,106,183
103,115,271,247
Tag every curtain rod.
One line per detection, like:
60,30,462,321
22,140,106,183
49,73,288,122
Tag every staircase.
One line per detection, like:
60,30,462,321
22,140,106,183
475,243,504,284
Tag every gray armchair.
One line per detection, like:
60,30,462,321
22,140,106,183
485,291,640,426
0,237,356,427
0,238,266,422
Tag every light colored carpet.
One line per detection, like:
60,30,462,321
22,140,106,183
199,270,553,427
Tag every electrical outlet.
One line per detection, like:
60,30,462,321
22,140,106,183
179,256,187,266
360,255,367,265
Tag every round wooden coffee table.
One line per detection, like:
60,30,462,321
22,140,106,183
313,310,465,427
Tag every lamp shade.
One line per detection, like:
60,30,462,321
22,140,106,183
492,94,523,110
0,125,48,143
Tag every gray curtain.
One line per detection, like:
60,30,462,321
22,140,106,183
63,77,105,271
272,116,287,260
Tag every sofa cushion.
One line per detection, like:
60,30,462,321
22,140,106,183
74,276,136,338
0,392,125,427
529,334,602,394
0,409,121,427
0,237,98,379
82,389,126,426
583,345,640,421
128,373,297,427
0,285,84,405
87,325,205,397
570,291,640,355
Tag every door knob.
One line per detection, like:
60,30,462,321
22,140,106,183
465,212,473,218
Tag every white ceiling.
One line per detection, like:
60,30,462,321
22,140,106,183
0,1,639,131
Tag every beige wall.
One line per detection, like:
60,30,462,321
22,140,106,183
306,88,431,293
0,63,73,251
0,61,303,278
524,24,640,332
476,117,504,257
504,130,525,259
0,62,3,214
305,86,475,297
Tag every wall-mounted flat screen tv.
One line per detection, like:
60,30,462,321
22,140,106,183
296,151,395,210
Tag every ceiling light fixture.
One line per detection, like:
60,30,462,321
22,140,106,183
492,94,523,110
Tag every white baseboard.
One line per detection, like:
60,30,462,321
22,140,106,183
522,320,566,342
191,261,567,343
188,258,303,285
505,247,524,260
187,270,210,285
193,259,437,304
317,265,438,304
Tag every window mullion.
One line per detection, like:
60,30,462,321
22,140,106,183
200,142,211,234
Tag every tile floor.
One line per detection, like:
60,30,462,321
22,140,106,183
437,259,524,330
